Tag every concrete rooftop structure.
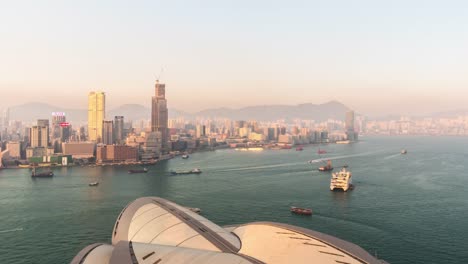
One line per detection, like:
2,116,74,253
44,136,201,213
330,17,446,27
71,197,387,264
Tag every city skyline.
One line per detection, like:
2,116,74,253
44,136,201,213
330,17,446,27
1,1,468,115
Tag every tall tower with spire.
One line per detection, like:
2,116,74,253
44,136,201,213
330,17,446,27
151,80,168,154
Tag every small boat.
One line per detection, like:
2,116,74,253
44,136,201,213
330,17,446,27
89,182,99,186
171,168,202,175
401,149,407,154
128,168,148,174
336,140,351,144
290,206,312,216
318,160,333,172
187,207,201,214
317,148,327,155
182,154,189,159
31,167,54,178
296,146,304,151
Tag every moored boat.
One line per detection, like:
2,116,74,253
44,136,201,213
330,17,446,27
31,167,54,178
290,206,312,216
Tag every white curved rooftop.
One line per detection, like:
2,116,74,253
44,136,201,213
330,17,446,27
71,197,387,264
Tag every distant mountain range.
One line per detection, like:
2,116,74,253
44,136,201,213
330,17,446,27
7,101,352,124
8,102,467,124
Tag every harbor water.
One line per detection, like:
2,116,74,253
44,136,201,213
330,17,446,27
0,136,467,264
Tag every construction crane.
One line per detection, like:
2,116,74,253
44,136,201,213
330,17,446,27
155,67,164,82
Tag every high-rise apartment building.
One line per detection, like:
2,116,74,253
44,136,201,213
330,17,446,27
51,112,66,140
114,116,124,145
88,91,106,142
151,81,168,153
30,126,49,147
102,120,114,145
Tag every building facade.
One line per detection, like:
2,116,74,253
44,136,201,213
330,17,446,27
114,116,124,145
151,81,168,153
88,91,106,142
96,145,138,163
30,126,49,147
102,120,114,145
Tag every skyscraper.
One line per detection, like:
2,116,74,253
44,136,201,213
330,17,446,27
88,91,106,142
102,120,113,145
114,116,124,145
151,80,168,153
51,112,66,140
345,110,355,131
345,110,357,141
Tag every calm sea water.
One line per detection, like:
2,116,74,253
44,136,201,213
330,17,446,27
1,136,467,264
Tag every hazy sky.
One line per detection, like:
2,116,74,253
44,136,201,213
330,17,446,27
1,0,467,116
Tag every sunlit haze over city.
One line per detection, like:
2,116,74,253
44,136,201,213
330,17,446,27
1,1,468,115
1,2,468,264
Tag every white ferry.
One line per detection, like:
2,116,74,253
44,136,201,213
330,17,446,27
330,167,353,191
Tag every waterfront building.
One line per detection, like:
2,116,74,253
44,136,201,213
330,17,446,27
113,116,125,145
96,145,138,163
248,132,266,142
278,134,292,144
88,91,106,142
239,127,251,138
25,146,53,159
102,120,114,145
141,131,162,161
6,141,21,159
62,142,95,159
151,80,168,153
71,197,386,264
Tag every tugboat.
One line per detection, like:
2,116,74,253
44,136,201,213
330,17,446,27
330,167,353,192
128,168,148,174
89,182,99,186
318,160,333,172
290,206,312,216
401,149,407,154
31,167,54,178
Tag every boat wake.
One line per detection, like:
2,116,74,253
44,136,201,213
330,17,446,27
0,228,23,234
308,150,384,164
384,153,401,160
218,162,305,172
